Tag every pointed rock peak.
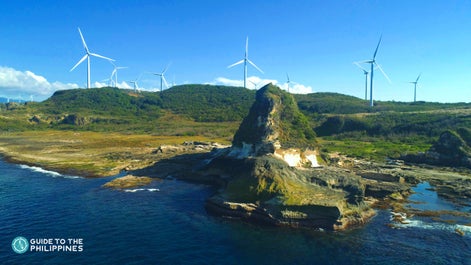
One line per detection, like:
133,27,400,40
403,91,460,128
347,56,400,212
230,83,318,165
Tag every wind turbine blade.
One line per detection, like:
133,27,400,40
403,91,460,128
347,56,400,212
416,73,421,83
356,60,374,64
77,27,89,53
375,63,392,83
228,59,244,68
90,53,114,61
117,67,128,70
286,73,290,82
373,35,382,59
247,59,264,73
70,54,88,72
353,62,368,72
137,73,143,81
162,63,170,74
246,36,249,56
162,75,169,88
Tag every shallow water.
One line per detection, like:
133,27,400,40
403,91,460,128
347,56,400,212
0,160,470,264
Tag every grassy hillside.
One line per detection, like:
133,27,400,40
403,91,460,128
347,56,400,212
295,92,471,114
1,85,470,161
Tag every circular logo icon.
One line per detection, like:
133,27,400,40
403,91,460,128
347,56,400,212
11,236,29,254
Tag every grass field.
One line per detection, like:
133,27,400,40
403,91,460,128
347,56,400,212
0,130,230,177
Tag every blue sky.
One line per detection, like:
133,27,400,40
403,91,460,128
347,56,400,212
1,0,470,102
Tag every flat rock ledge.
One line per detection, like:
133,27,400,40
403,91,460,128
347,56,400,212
205,195,376,231
102,175,153,189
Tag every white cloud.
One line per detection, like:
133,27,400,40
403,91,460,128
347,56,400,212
0,66,79,101
93,81,132,90
93,81,108,88
211,76,314,94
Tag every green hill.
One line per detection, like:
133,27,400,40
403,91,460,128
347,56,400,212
2,84,471,161
295,92,471,115
160,85,255,122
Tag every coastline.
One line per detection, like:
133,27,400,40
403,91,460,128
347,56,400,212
0,130,228,178
1,130,471,231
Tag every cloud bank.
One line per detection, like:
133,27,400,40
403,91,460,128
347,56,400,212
212,76,314,94
0,66,79,101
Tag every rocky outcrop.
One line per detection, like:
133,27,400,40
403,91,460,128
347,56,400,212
200,154,376,230
61,114,91,126
102,175,153,189
403,129,471,169
230,83,318,167
199,84,376,230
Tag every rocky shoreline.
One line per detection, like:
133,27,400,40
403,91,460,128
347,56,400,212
1,135,470,231
1,84,470,231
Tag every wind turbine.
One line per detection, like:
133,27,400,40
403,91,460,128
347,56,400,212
109,61,127,87
129,73,143,92
70,27,114,89
286,73,291,93
354,62,369,100
228,37,264,89
249,80,258,89
357,35,391,107
153,64,170,93
410,73,421,102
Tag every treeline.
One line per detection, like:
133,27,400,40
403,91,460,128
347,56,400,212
295,92,471,115
314,111,471,140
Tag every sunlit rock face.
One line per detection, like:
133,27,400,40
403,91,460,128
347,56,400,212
230,83,319,167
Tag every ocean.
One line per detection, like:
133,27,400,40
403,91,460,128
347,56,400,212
0,159,470,265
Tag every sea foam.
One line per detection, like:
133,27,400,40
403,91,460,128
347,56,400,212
391,211,471,237
19,165,82,179
124,188,160,193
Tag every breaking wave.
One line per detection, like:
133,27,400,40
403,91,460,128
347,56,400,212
124,188,160,193
19,164,82,179
391,211,471,237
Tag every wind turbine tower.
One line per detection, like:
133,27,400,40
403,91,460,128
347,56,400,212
154,64,170,93
357,35,391,107
70,27,114,89
129,74,143,92
354,62,369,100
410,74,421,102
286,73,291,93
228,37,264,88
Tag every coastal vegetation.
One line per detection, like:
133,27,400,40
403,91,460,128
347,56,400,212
1,84,471,171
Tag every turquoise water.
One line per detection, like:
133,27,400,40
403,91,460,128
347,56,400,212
0,159,470,264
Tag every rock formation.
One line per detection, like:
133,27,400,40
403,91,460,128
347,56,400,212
202,84,376,230
102,175,153,189
229,83,318,167
403,129,471,169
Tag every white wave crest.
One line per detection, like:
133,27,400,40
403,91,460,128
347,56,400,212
19,164,82,179
124,188,160,193
391,212,471,237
